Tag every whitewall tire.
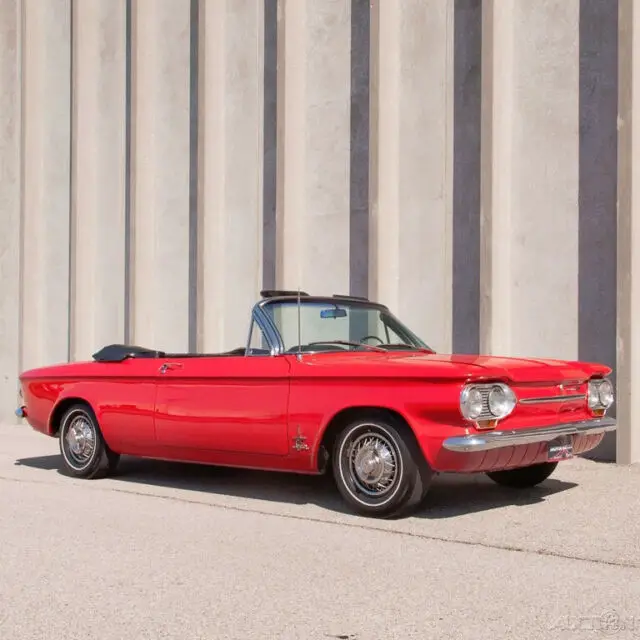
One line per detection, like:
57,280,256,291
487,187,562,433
58,403,119,479
332,415,433,518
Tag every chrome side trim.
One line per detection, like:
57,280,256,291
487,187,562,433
442,417,616,453
519,393,585,405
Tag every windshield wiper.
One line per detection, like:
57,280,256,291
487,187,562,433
306,340,387,352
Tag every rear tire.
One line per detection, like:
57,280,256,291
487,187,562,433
332,415,433,518
58,403,119,479
486,461,558,488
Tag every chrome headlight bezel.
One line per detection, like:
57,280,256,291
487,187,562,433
588,378,614,410
460,382,517,422
488,384,517,418
460,386,484,420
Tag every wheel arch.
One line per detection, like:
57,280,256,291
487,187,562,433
316,405,422,471
49,397,95,436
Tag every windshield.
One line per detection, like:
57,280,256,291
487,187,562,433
259,299,432,353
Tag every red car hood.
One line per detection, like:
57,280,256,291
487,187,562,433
302,351,610,383
429,353,609,383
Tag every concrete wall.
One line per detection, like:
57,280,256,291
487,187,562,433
0,0,634,462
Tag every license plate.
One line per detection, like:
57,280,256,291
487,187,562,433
548,436,573,461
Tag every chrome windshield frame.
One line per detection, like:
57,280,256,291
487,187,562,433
245,304,285,355
245,296,431,356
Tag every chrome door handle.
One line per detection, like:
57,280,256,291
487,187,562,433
159,362,183,374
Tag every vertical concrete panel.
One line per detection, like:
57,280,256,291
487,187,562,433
130,0,191,352
276,0,352,293
349,0,370,298
452,0,481,355
198,0,264,351
481,0,580,360
617,0,640,464
0,0,21,419
579,0,618,461
20,0,71,370
479,0,514,356
370,0,454,351
123,0,133,345
188,0,199,352
71,0,126,360
262,0,278,291
512,1,580,360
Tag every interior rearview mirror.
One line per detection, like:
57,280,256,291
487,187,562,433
320,308,347,319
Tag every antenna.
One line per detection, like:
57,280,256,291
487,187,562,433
296,286,302,361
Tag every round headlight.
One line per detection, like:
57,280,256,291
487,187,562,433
488,384,516,418
460,386,484,420
598,379,614,408
588,381,600,409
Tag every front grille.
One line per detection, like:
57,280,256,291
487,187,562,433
474,386,495,420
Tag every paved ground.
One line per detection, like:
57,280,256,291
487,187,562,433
1,424,639,640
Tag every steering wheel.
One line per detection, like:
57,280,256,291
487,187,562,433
360,335,385,345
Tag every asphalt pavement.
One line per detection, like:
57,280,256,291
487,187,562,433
1,424,639,640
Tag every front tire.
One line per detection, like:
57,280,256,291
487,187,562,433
59,403,120,479
332,416,433,518
486,461,558,488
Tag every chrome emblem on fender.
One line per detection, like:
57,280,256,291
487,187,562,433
292,426,309,451
560,381,581,394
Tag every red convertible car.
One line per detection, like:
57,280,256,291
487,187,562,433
16,290,616,518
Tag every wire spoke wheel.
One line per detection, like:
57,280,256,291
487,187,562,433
333,419,418,518
64,414,97,467
333,416,434,517
58,404,118,479
348,432,398,497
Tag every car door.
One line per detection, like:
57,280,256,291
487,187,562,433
153,352,292,456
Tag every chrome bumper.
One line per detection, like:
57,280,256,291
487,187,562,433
442,417,616,453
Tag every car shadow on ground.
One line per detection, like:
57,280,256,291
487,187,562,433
15,454,578,520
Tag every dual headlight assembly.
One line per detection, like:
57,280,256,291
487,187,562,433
587,378,615,412
460,378,614,424
460,383,516,422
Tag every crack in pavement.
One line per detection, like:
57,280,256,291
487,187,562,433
1,473,638,571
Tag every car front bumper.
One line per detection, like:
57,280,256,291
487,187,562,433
442,417,616,453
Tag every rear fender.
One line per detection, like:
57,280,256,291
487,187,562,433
49,383,102,434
